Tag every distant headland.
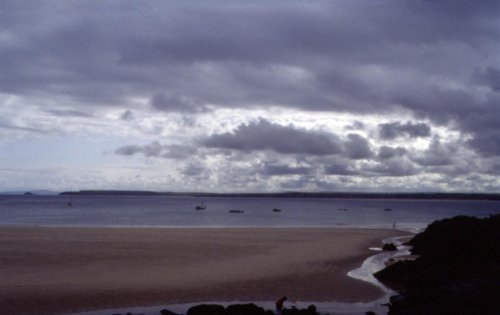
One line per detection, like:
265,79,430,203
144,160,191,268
58,190,500,200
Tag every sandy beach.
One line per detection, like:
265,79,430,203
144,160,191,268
0,227,403,315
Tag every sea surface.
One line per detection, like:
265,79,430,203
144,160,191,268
1,195,499,232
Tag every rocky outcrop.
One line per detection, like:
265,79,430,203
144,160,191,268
375,214,500,315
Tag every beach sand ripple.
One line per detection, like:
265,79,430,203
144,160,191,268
0,227,402,315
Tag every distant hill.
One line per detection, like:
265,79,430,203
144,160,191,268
59,190,500,200
0,190,59,196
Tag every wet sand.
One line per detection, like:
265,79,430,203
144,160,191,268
0,227,403,315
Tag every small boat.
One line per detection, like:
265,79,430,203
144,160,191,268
195,201,206,210
338,208,348,211
272,208,282,212
67,193,73,207
384,208,392,212
229,209,244,213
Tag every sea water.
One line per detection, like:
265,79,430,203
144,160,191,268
1,195,499,232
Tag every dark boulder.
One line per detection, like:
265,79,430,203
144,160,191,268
161,309,180,315
282,304,317,315
226,303,266,315
186,304,225,315
306,304,317,315
382,243,397,251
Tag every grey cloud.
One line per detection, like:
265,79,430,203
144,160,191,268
345,121,365,131
45,109,93,118
313,180,337,191
115,141,197,159
2,1,500,192
202,119,342,155
366,160,419,177
378,146,407,160
115,144,142,156
150,94,207,113
260,163,312,176
454,93,500,157
323,164,359,176
379,121,431,140
280,176,312,190
0,119,47,134
467,131,500,158
180,162,206,177
343,134,373,160
487,162,500,175
1,1,497,114
394,85,500,157
411,139,456,166
162,144,199,160
475,67,500,91
121,110,134,121
115,141,162,157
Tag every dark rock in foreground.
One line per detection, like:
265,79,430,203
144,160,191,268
226,303,267,315
282,304,318,315
187,304,226,315
375,214,500,315
161,309,180,315
382,243,397,251
183,303,319,315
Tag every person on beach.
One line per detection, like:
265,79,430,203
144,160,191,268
276,296,287,313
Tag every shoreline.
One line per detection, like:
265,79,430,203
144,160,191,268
0,226,407,315
0,223,423,234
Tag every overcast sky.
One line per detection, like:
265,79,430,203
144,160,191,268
0,0,499,193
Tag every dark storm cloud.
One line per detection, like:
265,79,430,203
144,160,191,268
343,134,373,160
410,139,456,167
378,121,431,140
377,146,407,160
202,119,342,155
475,67,500,92
487,162,500,175
392,84,500,156
458,94,500,157
2,1,498,114
467,131,500,157
115,141,197,159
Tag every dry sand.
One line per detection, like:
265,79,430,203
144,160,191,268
0,227,403,315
